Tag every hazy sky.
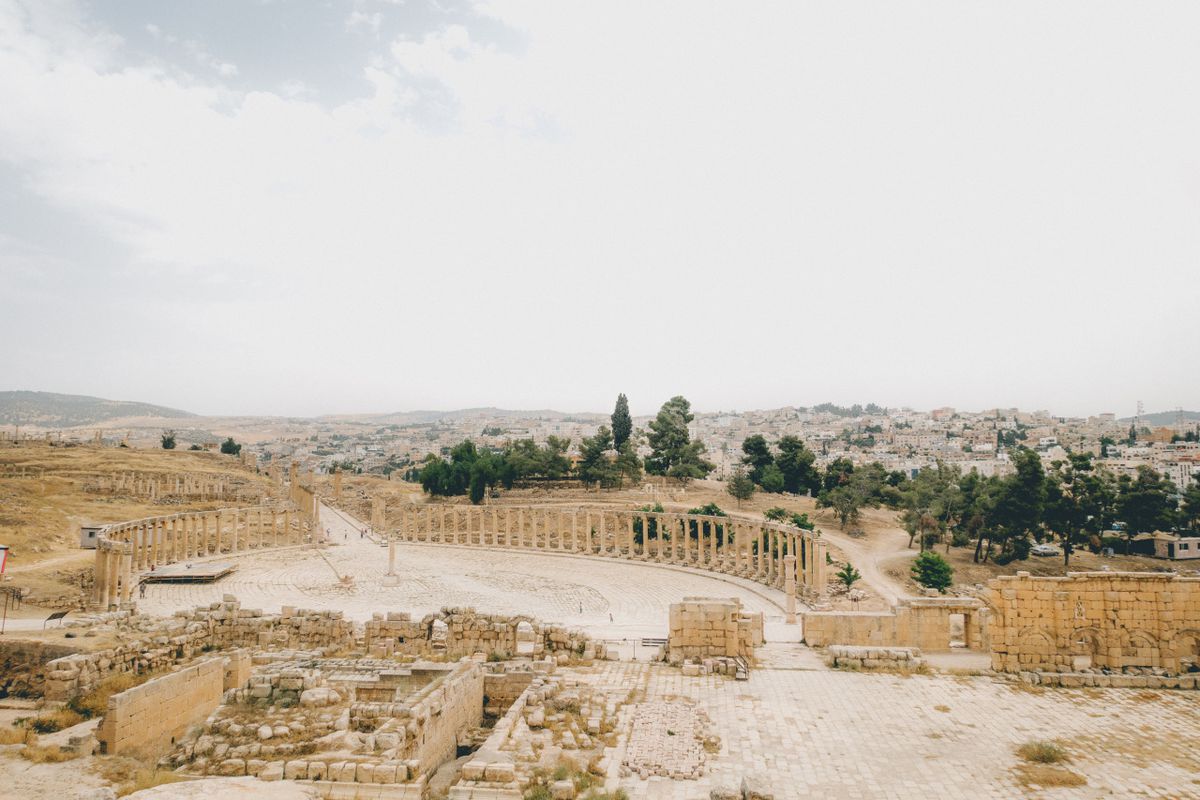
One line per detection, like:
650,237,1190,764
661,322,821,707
1,1,1197,419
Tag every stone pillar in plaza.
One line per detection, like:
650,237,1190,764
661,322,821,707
371,496,384,532
333,470,343,503
106,544,120,609
387,535,396,576
783,554,797,624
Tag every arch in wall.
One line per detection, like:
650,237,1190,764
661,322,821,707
1016,627,1056,668
1167,629,1200,673
1124,629,1160,669
1069,626,1106,670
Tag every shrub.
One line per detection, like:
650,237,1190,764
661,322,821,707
911,551,953,592
1017,740,1069,764
836,563,862,589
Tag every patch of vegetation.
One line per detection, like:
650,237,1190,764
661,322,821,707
20,743,79,763
1017,740,1069,764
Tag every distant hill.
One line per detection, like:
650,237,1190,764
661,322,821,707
323,407,606,424
0,391,195,428
1118,410,1200,426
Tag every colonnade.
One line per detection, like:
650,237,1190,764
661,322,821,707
91,504,316,610
386,503,828,596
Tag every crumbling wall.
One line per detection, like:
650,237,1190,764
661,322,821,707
987,571,1200,675
0,639,81,698
97,656,228,755
42,599,353,699
667,598,763,664
363,609,595,660
803,597,988,652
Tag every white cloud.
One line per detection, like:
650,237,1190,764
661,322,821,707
0,0,1198,416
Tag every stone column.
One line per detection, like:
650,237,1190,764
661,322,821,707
232,511,241,552
583,511,592,552
783,554,797,624
625,514,634,558
119,546,133,606
387,535,396,576
598,512,607,556
93,547,108,607
517,508,525,548
106,545,120,608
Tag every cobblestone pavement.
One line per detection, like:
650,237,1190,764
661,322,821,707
136,505,791,640
576,648,1200,800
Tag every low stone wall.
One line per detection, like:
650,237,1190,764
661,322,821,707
363,609,598,661
667,598,763,664
42,599,354,699
802,597,989,652
483,670,536,716
827,645,924,670
98,655,234,755
0,639,81,698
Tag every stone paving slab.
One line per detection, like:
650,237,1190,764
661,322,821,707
569,646,1200,799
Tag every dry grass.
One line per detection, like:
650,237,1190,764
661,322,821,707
1017,740,1070,764
67,671,144,719
0,726,36,745
933,704,951,713
95,756,191,797
20,742,80,763
1014,763,1087,788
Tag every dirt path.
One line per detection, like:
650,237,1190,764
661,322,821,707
806,507,916,605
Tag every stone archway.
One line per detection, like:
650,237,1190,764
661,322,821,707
1070,627,1105,670
1124,630,1160,670
1016,628,1056,670
1170,629,1200,673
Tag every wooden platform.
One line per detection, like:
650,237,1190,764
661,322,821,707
140,562,237,583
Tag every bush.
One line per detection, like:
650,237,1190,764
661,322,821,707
220,437,241,455
950,530,971,547
836,563,862,589
911,551,953,592
1017,740,1069,764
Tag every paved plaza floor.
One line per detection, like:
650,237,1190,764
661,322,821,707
582,650,1200,800
136,504,795,641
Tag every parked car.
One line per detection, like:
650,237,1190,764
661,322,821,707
1031,543,1061,556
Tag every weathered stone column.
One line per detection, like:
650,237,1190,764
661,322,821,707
214,511,223,554
387,535,396,576
517,508,525,548
783,554,797,624
93,547,108,606
231,510,240,552
106,545,120,608
598,512,607,556
119,546,133,606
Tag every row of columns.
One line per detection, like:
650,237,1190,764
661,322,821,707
385,504,827,595
91,505,312,609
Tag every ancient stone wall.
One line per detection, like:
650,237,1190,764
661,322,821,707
483,670,536,716
363,609,597,661
97,656,228,755
667,598,763,664
0,639,81,698
42,599,353,699
802,597,989,652
987,571,1200,675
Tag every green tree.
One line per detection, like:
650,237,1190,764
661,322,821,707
740,435,774,484
726,466,756,508
776,436,820,495
220,437,241,456
836,562,862,589
1115,465,1178,550
611,394,633,452
986,447,1045,563
759,463,785,493
160,429,176,450
1182,475,1200,531
615,439,643,487
645,396,714,480
578,425,619,487
911,551,954,593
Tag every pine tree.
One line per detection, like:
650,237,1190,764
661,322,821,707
727,466,756,507
611,394,633,452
